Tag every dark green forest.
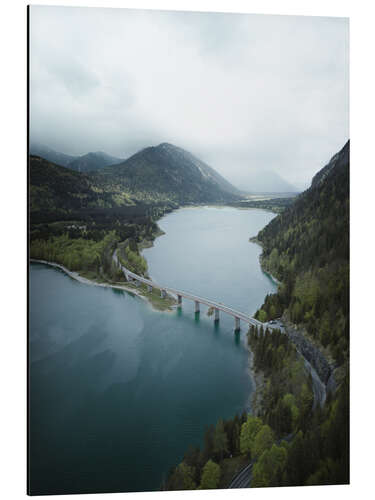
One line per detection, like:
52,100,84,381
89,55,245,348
29,154,177,281
165,141,349,490
254,141,349,365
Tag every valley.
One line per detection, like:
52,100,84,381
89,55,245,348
29,142,286,291
28,139,349,492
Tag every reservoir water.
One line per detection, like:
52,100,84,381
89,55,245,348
29,207,276,494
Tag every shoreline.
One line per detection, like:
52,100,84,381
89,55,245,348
248,234,332,408
138,228,165,252
30,258,176,312
31,256,263,414
30,258,148,297
31,205,279,416
143,206,277,416
249,236,281,286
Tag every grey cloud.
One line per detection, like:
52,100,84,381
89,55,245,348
29,6,349,190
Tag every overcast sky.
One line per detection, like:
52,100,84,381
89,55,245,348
29,6,349,190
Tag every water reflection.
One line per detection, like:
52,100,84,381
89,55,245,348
234,330,241,346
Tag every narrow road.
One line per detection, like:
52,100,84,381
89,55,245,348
228,433,295,488
302,356,326,408
266,318,326,408
228,462,254,488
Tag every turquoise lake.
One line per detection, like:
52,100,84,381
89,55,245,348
29,207,276,494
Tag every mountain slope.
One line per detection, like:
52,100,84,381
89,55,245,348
255,141,349,363
29,142,77,167
29,155,117,216
67,151,123,173
311,141,349,188
251,140,349,488
95,142,241,204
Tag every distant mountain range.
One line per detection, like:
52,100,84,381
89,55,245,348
30,141,299,194
29,142,124,173
29,142,77,168
241,170,298,194
67,152,124,173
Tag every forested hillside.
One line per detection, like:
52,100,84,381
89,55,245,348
30,155,106,214
29,155,174,282
255,141,349,364
251,141,349,484
165,142,350,490
94,142,241,204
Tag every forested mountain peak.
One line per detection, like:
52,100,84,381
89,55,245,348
95,142,241,203
67,151,124,173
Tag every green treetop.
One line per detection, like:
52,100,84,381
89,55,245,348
252,444,288,488
252,424,274,460
239,415,263,457
199,460,221,489
168,462,197,490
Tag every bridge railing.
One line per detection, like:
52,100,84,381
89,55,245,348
114,250,264,329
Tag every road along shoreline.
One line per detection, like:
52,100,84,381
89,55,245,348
248,236,334,407
29,258,172,311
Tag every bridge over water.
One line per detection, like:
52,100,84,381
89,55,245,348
114,251,265,332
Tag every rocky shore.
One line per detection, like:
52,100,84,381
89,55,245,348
247,344,265,416
282,316,335,386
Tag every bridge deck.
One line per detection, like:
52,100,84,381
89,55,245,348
115,252,263,328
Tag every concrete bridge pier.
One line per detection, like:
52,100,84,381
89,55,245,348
160,289,166,299
177,295,182,306
135,280,140,287
234,317,240,332
147,285,152,292
195,301,200,313
214,308,220,322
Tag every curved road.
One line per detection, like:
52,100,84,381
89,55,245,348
228,433,295,489
228,462,254,488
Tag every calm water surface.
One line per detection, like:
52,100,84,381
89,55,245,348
29,207,276,494
143,206,277,314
